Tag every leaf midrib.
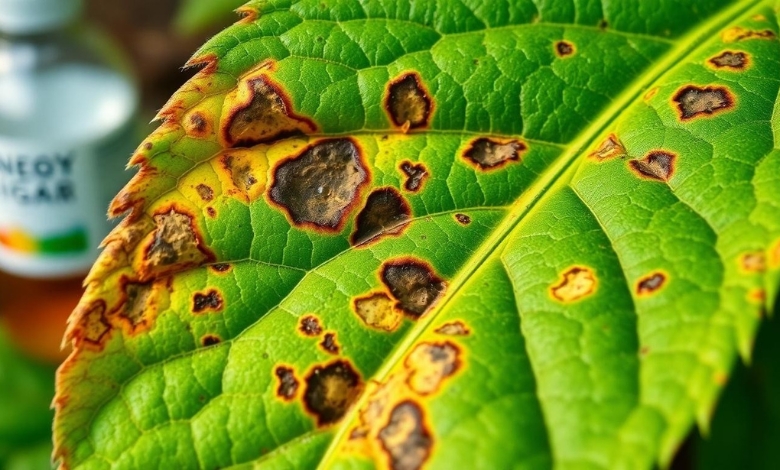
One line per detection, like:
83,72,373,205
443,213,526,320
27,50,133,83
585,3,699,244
316,0,767,466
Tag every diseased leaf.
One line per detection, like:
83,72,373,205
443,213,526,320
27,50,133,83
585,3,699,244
55,1,780,469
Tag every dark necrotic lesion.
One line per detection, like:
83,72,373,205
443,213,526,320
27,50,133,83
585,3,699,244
270,139,368,230
628,151,676,182
381,260,446,318
386,73,432,129
303,361,362,426
672,85,734,120
350,188,411,246
193,290,223,313
463,138,526,169
709,51,748,69
555,41,575,57
399,161,428,192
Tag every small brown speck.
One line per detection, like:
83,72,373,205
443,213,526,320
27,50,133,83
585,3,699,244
434,321,470,336
299,315,323,337
454,214,471,225
274,366,299,401
637,272,666,296
555,41,575,57
320,332,340,355
201,334,221,347
193,290,223,313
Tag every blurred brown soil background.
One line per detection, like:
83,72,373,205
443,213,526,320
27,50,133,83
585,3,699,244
86,0,220,117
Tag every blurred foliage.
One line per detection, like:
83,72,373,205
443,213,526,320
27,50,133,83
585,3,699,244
695,303,780,470
0,326,56,470
174,0,245,35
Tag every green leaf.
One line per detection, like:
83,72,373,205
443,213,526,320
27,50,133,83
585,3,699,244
55,1,780,468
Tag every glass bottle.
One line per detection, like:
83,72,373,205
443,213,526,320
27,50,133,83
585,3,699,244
0,0,139,362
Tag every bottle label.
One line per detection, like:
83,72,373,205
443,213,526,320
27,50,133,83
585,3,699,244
0,123,135,278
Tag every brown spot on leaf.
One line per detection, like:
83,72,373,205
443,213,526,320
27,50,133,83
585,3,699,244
201,334,221,347
463,138,526,170
210,263,232,274
454,213,471,225
740,252,766,273
193,289,223,314
353,292,403,332
79,301,111,346
206,207,217,218
320,332,340,355
399,161,428,192
379,401,432,470
637,272,667,296
299,315,323,337
142,207,213,279
386,73,433,130
381,259,447,318
555,40,575,57
628,151,676,182
303,360,363,426
223,74,316,147
120,281,152,327
196,184,214,202
351,188,411,246
270,138,369,231
113,278,168,334
186,112,210,137
588,134,626,161
550,266,597,302
708,51,749,70
275,366,299,401
405,342,461,395
143,142,153,151
221,154,260,194
236,5,258,24
673,85,735,121
722,27,775,43
434,321,470,336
